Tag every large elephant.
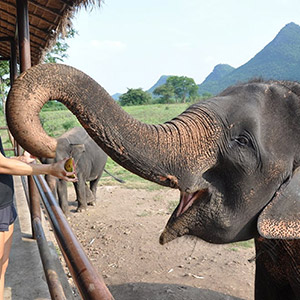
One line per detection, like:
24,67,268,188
6,64,300,300
40,126,121,215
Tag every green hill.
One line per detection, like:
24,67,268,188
198,22,300,95
197,64,235,95
147,75,172,94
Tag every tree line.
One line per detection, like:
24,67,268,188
119,76,212,106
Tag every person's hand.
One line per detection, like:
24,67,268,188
23,151,37,163
50,158,77,182
14,151,36,164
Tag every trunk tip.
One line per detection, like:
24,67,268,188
159,227,178,245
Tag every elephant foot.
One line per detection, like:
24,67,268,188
76,205,88,213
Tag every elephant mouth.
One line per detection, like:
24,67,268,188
159,188,210,245
176,189,209,217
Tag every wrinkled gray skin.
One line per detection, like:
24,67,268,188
41,127,108,215
6,64,300,299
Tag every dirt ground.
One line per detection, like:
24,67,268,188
63,185,256,300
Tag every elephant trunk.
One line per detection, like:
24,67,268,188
6,64,221,190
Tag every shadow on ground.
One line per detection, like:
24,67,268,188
109,282,244,300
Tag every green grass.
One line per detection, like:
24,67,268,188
38,103,189,139
123,103,189,124
228,239,255,251
136,210,152,217
168,199,179,214
0,111,15,157
39,110,81,137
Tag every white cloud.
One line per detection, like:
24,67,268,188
173,42,192,49
89,40,126,52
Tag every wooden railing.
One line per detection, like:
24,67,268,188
33,175,113,300
0,126,114,299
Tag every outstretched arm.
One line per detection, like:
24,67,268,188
0,151,77,182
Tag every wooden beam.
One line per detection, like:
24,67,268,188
0,36,13,42
29,0,64,17
4,0,63,18
0,18,15,32
0,9,51,37
0,6,56,28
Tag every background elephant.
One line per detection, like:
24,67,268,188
6,64,300,299
40,127,123,215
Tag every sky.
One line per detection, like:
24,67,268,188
64,0,300,95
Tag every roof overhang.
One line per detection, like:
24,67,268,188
0,0,101,65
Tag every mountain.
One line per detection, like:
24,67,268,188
197,64,235,95
111,93,122,101
147,75,172,94
198,22,300,95
203,64,236,83
112,23,300,98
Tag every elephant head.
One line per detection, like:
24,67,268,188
6,64,300,245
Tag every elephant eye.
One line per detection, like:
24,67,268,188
235,136,249,146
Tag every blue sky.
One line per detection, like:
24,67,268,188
64,0,300,95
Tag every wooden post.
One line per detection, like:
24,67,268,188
16,0,31,72
9,38,18,83
16,0,40,239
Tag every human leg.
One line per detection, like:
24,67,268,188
0,224,14,300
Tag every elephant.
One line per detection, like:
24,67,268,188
6,63,300,300
40,126,124,215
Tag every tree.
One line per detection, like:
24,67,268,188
44,28,77,63
153,84,175,104
119,88,152,106
0,28,76,112
200,92,213,100
0,61,10,111
166,76,198,103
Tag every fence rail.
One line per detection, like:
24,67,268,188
33,175,113,300
0,124,114,299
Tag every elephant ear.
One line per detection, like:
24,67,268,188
70,144,85,163
257,167,300,239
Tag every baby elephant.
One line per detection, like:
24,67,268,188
41,127,108,215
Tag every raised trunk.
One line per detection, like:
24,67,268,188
6,64,221,190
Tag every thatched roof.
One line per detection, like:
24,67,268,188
0,0,101,65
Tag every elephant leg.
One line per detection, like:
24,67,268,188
255,239,298,300
75,184,93,204
57,179,69,216
88,177,101,206
255,261,297,300
74,176,87,212
85,184,95,206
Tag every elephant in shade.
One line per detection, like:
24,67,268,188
40,127,124,215
6,63,300,300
